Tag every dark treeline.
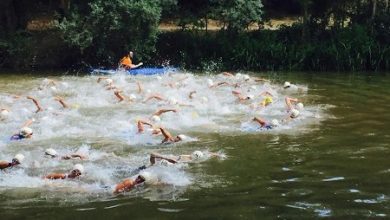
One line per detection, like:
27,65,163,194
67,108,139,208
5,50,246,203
0,0,389,71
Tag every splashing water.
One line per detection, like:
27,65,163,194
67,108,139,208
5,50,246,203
0,70,325,204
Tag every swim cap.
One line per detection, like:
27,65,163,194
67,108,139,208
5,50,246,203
271,119,280,127
177,134,188,141
1,109,9,117
156,76,162,80
139,171,158,184
20,127,33,137
129,94,137,100
192,151,204,160
284,81,291,88
50,86,57,91
73,164,84,174
207,79,214,87
250,85,257,90
263,96,273,105
151,115,161,122
296,103,304,110
146,89,152,94
105,78,113,85
243,75,250,80
201,97,208,103
290,109,300,118
45,148,58,157
235,73,242,78
14,154,25,163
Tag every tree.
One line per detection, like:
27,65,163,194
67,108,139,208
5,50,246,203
57,0,162,65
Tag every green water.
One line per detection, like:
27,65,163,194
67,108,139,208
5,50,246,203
1,72,390,219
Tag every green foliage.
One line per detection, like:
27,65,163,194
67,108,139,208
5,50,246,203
57,0,162,66
215,0,264,31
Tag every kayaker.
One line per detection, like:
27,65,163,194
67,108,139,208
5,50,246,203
119,51,143,70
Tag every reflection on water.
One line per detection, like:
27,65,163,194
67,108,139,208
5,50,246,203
0,71,389,219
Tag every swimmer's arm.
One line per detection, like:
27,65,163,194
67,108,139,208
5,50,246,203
114,90,125,102
144,95,165,103
22,119,34,128
136,81,143,94
253,117,266,127
222,72,234,77
44,173,67,179
70,154,87,160
150,153,177,164
137,120,153,133
153,109,177,116
48,79,57,86
253,77,270,82
130,62,143,69
160,127,174,143
232,90,241,96
0,161,11,169
27,96,43,113
260,91,273,97
114,179,135,194
97,77,108,83
285,97,298,110
54,96,69,108
189,91,197,99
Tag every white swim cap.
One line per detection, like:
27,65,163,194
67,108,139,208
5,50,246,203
105,78,113,85
73,164,84,174
243,75,250,80
14,154,25,163
177,134,188,141
247,94,255,100
207,79,214,87
151,115,161,122
201,97,208,103
20,127,33,137
156,76,162,80
50,86,57,91
45,148,58,157
296,102,304,110
271,119,280,127
250,85,257,90
140,171,158,184
1,109,9,117
146,89,152,94
129,93,137,100
192,151,204,160
235,73,242,78
290,109,300,118
284,81,291,88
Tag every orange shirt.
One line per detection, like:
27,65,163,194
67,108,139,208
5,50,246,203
120,56,132,67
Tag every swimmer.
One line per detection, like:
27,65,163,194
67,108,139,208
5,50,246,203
10,119,34,140
209,81,230,89
27,96,43,113
152,108,177,117
114,174,145,194
222,72,234,77
253,76,270,82
232,90,254,102
259,91,274,107
54,96,69,108
44,164,84,180
285,96,300,111
137,120,161,134
160,127,187,144
143,94,166,103
136,81,143,94
114,90,126,102
189,91,197,99
253,117,279,130
149,151,221,165
1,108,10,120
44,148,87,160
0,154,25,170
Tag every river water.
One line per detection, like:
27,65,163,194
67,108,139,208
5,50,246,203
0,71,389,219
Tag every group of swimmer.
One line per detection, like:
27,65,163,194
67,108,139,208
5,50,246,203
1,53,306,194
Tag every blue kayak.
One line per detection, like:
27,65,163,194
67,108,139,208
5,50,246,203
91,67,176,75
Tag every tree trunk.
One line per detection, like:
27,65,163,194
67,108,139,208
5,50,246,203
371,0,377,20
